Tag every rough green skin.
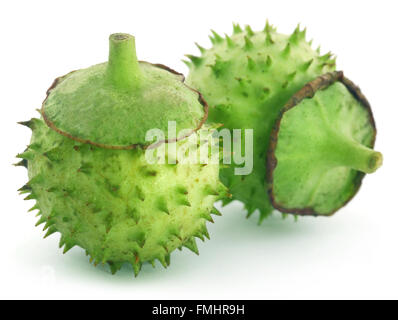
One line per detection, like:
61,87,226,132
17,34,225,276
186,23,336,222
18,120,224,275
272,82,382,215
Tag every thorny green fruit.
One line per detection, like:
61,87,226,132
267,72,382,216
16,33,226,276
186,22,382,220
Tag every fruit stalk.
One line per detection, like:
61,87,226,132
327,134,383,174
107,33,141,89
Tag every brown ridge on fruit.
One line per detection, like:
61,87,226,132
266,71,377,216
41,62,209,150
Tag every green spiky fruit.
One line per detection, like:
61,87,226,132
267,72,382,216
17,33,226,276
186,23,337,222
186,23,382,220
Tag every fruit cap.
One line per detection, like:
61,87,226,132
41,33,208,149
267,71,383,216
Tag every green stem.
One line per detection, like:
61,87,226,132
327,134,383,174
106,33,141,89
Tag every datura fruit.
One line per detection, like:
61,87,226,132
17,33,226,276
186,22,382,220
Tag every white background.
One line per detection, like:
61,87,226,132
1,0,397,300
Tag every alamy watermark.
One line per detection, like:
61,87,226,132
144,121,253,176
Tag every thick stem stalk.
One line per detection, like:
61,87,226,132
106,33,141,89
327,134,383,174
